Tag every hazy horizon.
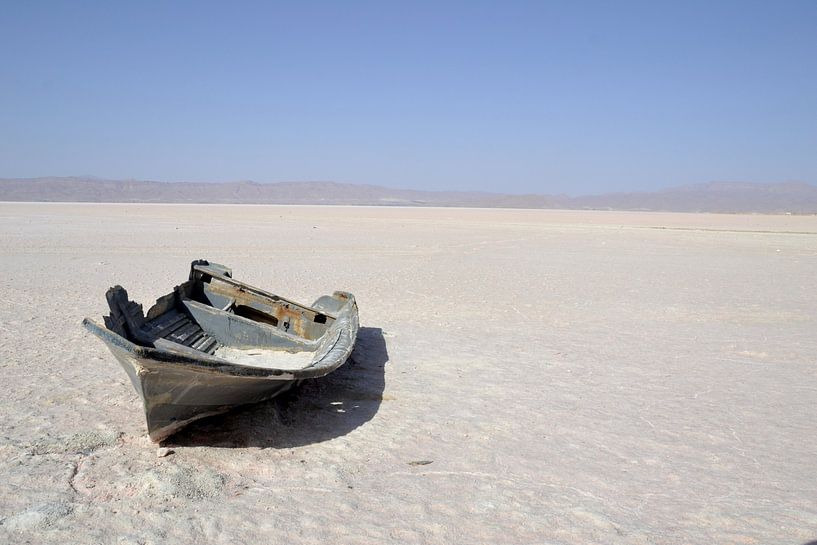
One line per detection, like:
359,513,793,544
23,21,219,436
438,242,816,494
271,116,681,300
2,3,815,194
3,175,817,199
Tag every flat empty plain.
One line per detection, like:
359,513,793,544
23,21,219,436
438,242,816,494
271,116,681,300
1,203,815,544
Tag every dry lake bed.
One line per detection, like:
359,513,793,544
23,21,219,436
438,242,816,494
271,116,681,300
1,203,816,544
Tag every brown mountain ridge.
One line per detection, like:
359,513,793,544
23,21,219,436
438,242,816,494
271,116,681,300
1,177,816,214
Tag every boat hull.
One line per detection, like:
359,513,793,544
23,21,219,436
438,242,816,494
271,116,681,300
105,342,299,442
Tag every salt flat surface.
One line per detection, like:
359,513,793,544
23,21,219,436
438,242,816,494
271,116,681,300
0,203,815,544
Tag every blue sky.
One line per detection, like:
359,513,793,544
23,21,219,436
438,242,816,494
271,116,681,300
1,1,815,194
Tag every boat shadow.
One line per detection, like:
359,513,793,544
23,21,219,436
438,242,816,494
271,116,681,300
167,326,389,448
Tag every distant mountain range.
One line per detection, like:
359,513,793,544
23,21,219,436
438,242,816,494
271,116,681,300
1,177,816,214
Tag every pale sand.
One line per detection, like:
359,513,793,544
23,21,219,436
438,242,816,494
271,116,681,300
212,346,317,371
0,203,815,544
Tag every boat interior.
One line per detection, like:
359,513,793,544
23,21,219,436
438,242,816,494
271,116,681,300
103,262,343,361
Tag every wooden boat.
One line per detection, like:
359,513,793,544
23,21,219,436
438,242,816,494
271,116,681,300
82,260,359,442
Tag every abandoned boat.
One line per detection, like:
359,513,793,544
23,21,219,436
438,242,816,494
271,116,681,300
82,260,359,442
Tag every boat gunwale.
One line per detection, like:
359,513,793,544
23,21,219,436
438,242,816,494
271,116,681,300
82,296,357,380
